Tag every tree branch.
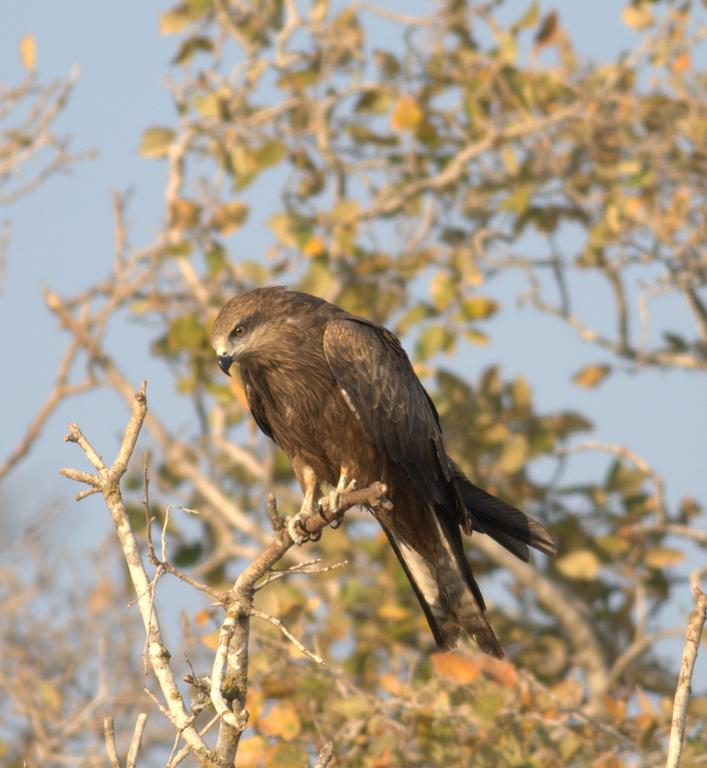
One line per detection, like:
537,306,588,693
665,587,707,768
61,382,213,764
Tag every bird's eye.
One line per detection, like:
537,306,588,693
230,325,245,340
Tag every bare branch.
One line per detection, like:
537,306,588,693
62,383,211,762
665,587,707,768
103,718,121,768
126,713,148,768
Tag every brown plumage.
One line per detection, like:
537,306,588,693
211,287,556,656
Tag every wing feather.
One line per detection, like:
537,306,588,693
240,368,275,441
323,317,449,506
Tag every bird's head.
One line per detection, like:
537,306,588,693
210,288,289,375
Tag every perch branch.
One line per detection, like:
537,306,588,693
209,480,390,766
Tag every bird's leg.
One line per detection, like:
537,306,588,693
287,463,319,545
321,468,358,529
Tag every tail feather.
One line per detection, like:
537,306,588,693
379,519,504,658
453,471,557,560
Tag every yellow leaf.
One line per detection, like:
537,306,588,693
430,271,456,311
622,5,654,31
330,198,359,223
390,95,422,132
672,52,691,73
377,603,409,620
303,236,326,257
645,548,684,568
257,701,301,741
572,364,611,389
201,631,220,650
556,549,600,580
463,329,490,346
194,609,210,626
236,736,271,768
380,673,403,694
463,263,484,287
159,9,190,35
311,0,329,24
602,694,627,722
20,34,36,71
430,652,482,684
38,682,61,712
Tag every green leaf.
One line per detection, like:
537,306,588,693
534,11,558,46
374,49,401,78
330,198,359,223
354,88,393,115
269,212,313,248
139,127,175,158
416,324,455,360
498,433,528,473
511,376,532,410
459,296,499,321
512,0,539,33
173,541,203,567
172,35,213,65
255,140,287,168
193,92,223,119
211,201,249,234
430,271,456,311
645,548,684,569
205,242,226,274
167,314,207,353
169,198,201,230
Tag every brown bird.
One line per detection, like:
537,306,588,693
211,287,556,657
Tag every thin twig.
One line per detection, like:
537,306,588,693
251,608,326,667
126,713,148,768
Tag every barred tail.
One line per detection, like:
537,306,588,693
380,518,504,658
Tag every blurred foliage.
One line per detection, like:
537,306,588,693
2,0,706,765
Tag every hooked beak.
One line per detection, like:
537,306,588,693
217,354,234,376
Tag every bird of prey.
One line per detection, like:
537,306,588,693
211,287,556,657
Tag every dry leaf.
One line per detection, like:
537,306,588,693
303,236,326,257
20,34,36,71
480,657,518,688
430,651,482,684
390,95,422,132
622,5,654,31
572,364,611,389
257,701,301,741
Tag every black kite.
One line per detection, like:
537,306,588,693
211,287,556,657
